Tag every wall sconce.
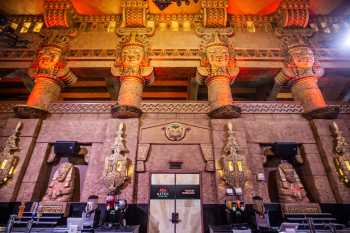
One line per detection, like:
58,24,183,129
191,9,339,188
246,21,255,33
330,122,350,187
0,122,22,185
183,21,191,31
107,21,116,32
103,123,129,193
170,21,179,31
146,20,155,29
159,22,167,31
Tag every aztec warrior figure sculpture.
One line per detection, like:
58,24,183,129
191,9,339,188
0,0,350,233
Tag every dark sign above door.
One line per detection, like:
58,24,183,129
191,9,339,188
150,185,200,199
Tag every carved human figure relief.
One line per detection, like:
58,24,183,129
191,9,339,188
102,123,129,192
276,160,309,203
42,162,75,202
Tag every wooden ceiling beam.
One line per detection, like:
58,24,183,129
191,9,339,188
72,80,107,87
231,87,256,94
152,80,188,86
143,92,188,98
61,92,110,99
0,88,29,94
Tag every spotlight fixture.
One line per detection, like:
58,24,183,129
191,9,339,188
153,0,199,11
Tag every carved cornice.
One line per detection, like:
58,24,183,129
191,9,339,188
230,15,275,33
147,14,202,26
1,102,349,114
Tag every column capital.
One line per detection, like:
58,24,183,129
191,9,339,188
111,32,154,85
276,45,324,86
196,33,240,118
14,29,77,119
28,29,78,87
196,32,238,85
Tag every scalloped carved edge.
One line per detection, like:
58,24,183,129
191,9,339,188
1,102,349,114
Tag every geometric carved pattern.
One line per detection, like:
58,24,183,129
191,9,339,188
202,0,228,27
121,0,148,27
278,0,309,28
1,48,350,62
1,102,350,114
44,0,73,28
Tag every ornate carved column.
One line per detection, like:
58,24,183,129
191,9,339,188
111,33,153,118
275,32,339,119
14,30,77,118
197,33,240,118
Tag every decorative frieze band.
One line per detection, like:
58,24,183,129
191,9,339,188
0,102,349,114
0,48,349,61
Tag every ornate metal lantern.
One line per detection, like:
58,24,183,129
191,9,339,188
103,123,129,193
220,122,246,189
0,122,22,185
330,122,350,186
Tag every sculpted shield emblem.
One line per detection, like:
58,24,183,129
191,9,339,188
163,122,190,141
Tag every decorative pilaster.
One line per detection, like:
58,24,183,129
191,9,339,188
278,0,309,28
121,0,148,28
111,32,154,118
202,0,228,28
44,0,73,28
275,30,339,119
13,30,77,119
196,32,240,118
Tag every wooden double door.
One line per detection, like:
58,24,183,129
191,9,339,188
148,173,202,233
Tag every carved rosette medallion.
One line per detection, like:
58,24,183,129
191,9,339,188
102,123,129,193
14,30,77,119
196,32,240,118
330,122,350,187
162,122,190,141
275,30,339,119
0,122,22,185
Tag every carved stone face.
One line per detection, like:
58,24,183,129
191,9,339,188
122,45,144,67
206,45,229,68
37,46,62,70
289,47,314,69
284,168,297,183
56,162,72,181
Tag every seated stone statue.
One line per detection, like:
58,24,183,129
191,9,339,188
276,160,309,203
42,162,75,202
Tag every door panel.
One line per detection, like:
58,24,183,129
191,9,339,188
148,173,201,233
176,173,199,185
148,199,174,233
151,173,175,185
176,199,201,233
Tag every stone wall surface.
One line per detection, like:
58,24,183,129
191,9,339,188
310,118,350,203
0,103,349,204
